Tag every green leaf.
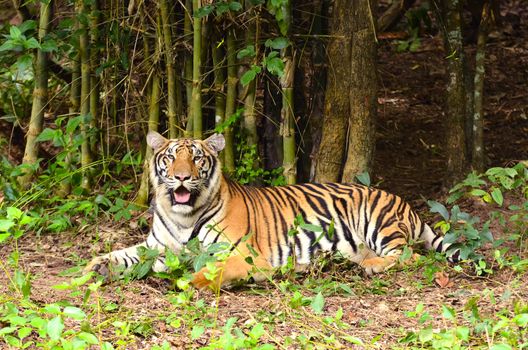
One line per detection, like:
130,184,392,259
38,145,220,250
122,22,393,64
19,20,37,33
24,37,40,49
36,128,59,142
342,336,364,345
237,45,256,59
418,326,433,343
6,207,23,220
191,325,205,340
299,223,323,233
10,26,22,39
47,316,64,341
490,187,503,206
513,313,528,327
249,323,265,340
63,306,87,320
469,189,488,197
264,56,284,77
455,326,469,341
356,172,371,186
264,37,290,50
77,332,99,344
490,345,513,350
427,200,449,220
442,305,455,320
228,2,242,11
194,5,214,18
41,39,58,52
310,292,325,314
0,219,15,232
101,342,115,350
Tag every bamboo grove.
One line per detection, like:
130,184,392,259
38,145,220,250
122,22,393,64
1,0,498,205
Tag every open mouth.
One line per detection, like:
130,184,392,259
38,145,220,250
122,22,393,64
170,186,192,205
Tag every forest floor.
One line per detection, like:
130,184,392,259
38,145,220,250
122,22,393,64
1,1,528,349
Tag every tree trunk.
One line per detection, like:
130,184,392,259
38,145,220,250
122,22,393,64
19,0,53,187
341,1,377,183
242,7,258,147
438,0,468,181
313,0,352,183
472,2,491,172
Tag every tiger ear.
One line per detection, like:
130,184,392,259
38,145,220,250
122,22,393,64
204,133,225,155
147,131,168,151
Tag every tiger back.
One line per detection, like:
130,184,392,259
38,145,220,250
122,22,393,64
85,132,457,288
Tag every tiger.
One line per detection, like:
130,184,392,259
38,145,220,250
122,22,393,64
85,131,458,289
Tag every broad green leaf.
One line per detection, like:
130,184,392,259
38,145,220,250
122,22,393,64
264,37,290,50
19,20,37,33
418,327,433,343
249,323,265,340
490,187,503,206
191,325,204,340
490,345,512,350
455,326,469,341
427,200,449,220
356,172,371,186
442,305,455,320
264,56,284,77
47,316,64,341
513,313,528,327
6,207,23,220
10,26,22,39
299,223,323,233
102,342,115,350
63,306,86,320
36,128,58,142
310,292,325,314
237,45,256,59
77,332,99,344
0,220,15,232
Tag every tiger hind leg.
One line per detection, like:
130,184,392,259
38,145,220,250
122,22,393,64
358,232,420,275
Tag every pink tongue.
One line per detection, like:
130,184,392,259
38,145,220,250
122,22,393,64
174,191,191,203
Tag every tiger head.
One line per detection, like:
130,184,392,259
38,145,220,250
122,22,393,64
147,131,225,213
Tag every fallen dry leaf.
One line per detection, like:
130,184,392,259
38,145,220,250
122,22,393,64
434,271,454,288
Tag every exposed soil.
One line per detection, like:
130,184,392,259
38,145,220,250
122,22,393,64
1,0,528,348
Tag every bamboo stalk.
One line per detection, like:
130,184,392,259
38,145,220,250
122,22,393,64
212,33,226,162
160,0,178,138
223,27,237,173
184,0,193,137
58,37,81,196
19,0,53,187
90,0,100,156
191,0,203,139
279,0,296,184
79,0,93,189
136,17,162,206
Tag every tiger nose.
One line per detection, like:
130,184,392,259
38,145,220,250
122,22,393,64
175,173,191,181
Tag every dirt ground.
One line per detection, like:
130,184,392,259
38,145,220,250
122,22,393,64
1,0,528,348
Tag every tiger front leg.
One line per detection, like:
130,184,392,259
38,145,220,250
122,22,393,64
192,254,272,290
84,243,167,278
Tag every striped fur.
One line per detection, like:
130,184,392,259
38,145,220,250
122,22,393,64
85,132,456,288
